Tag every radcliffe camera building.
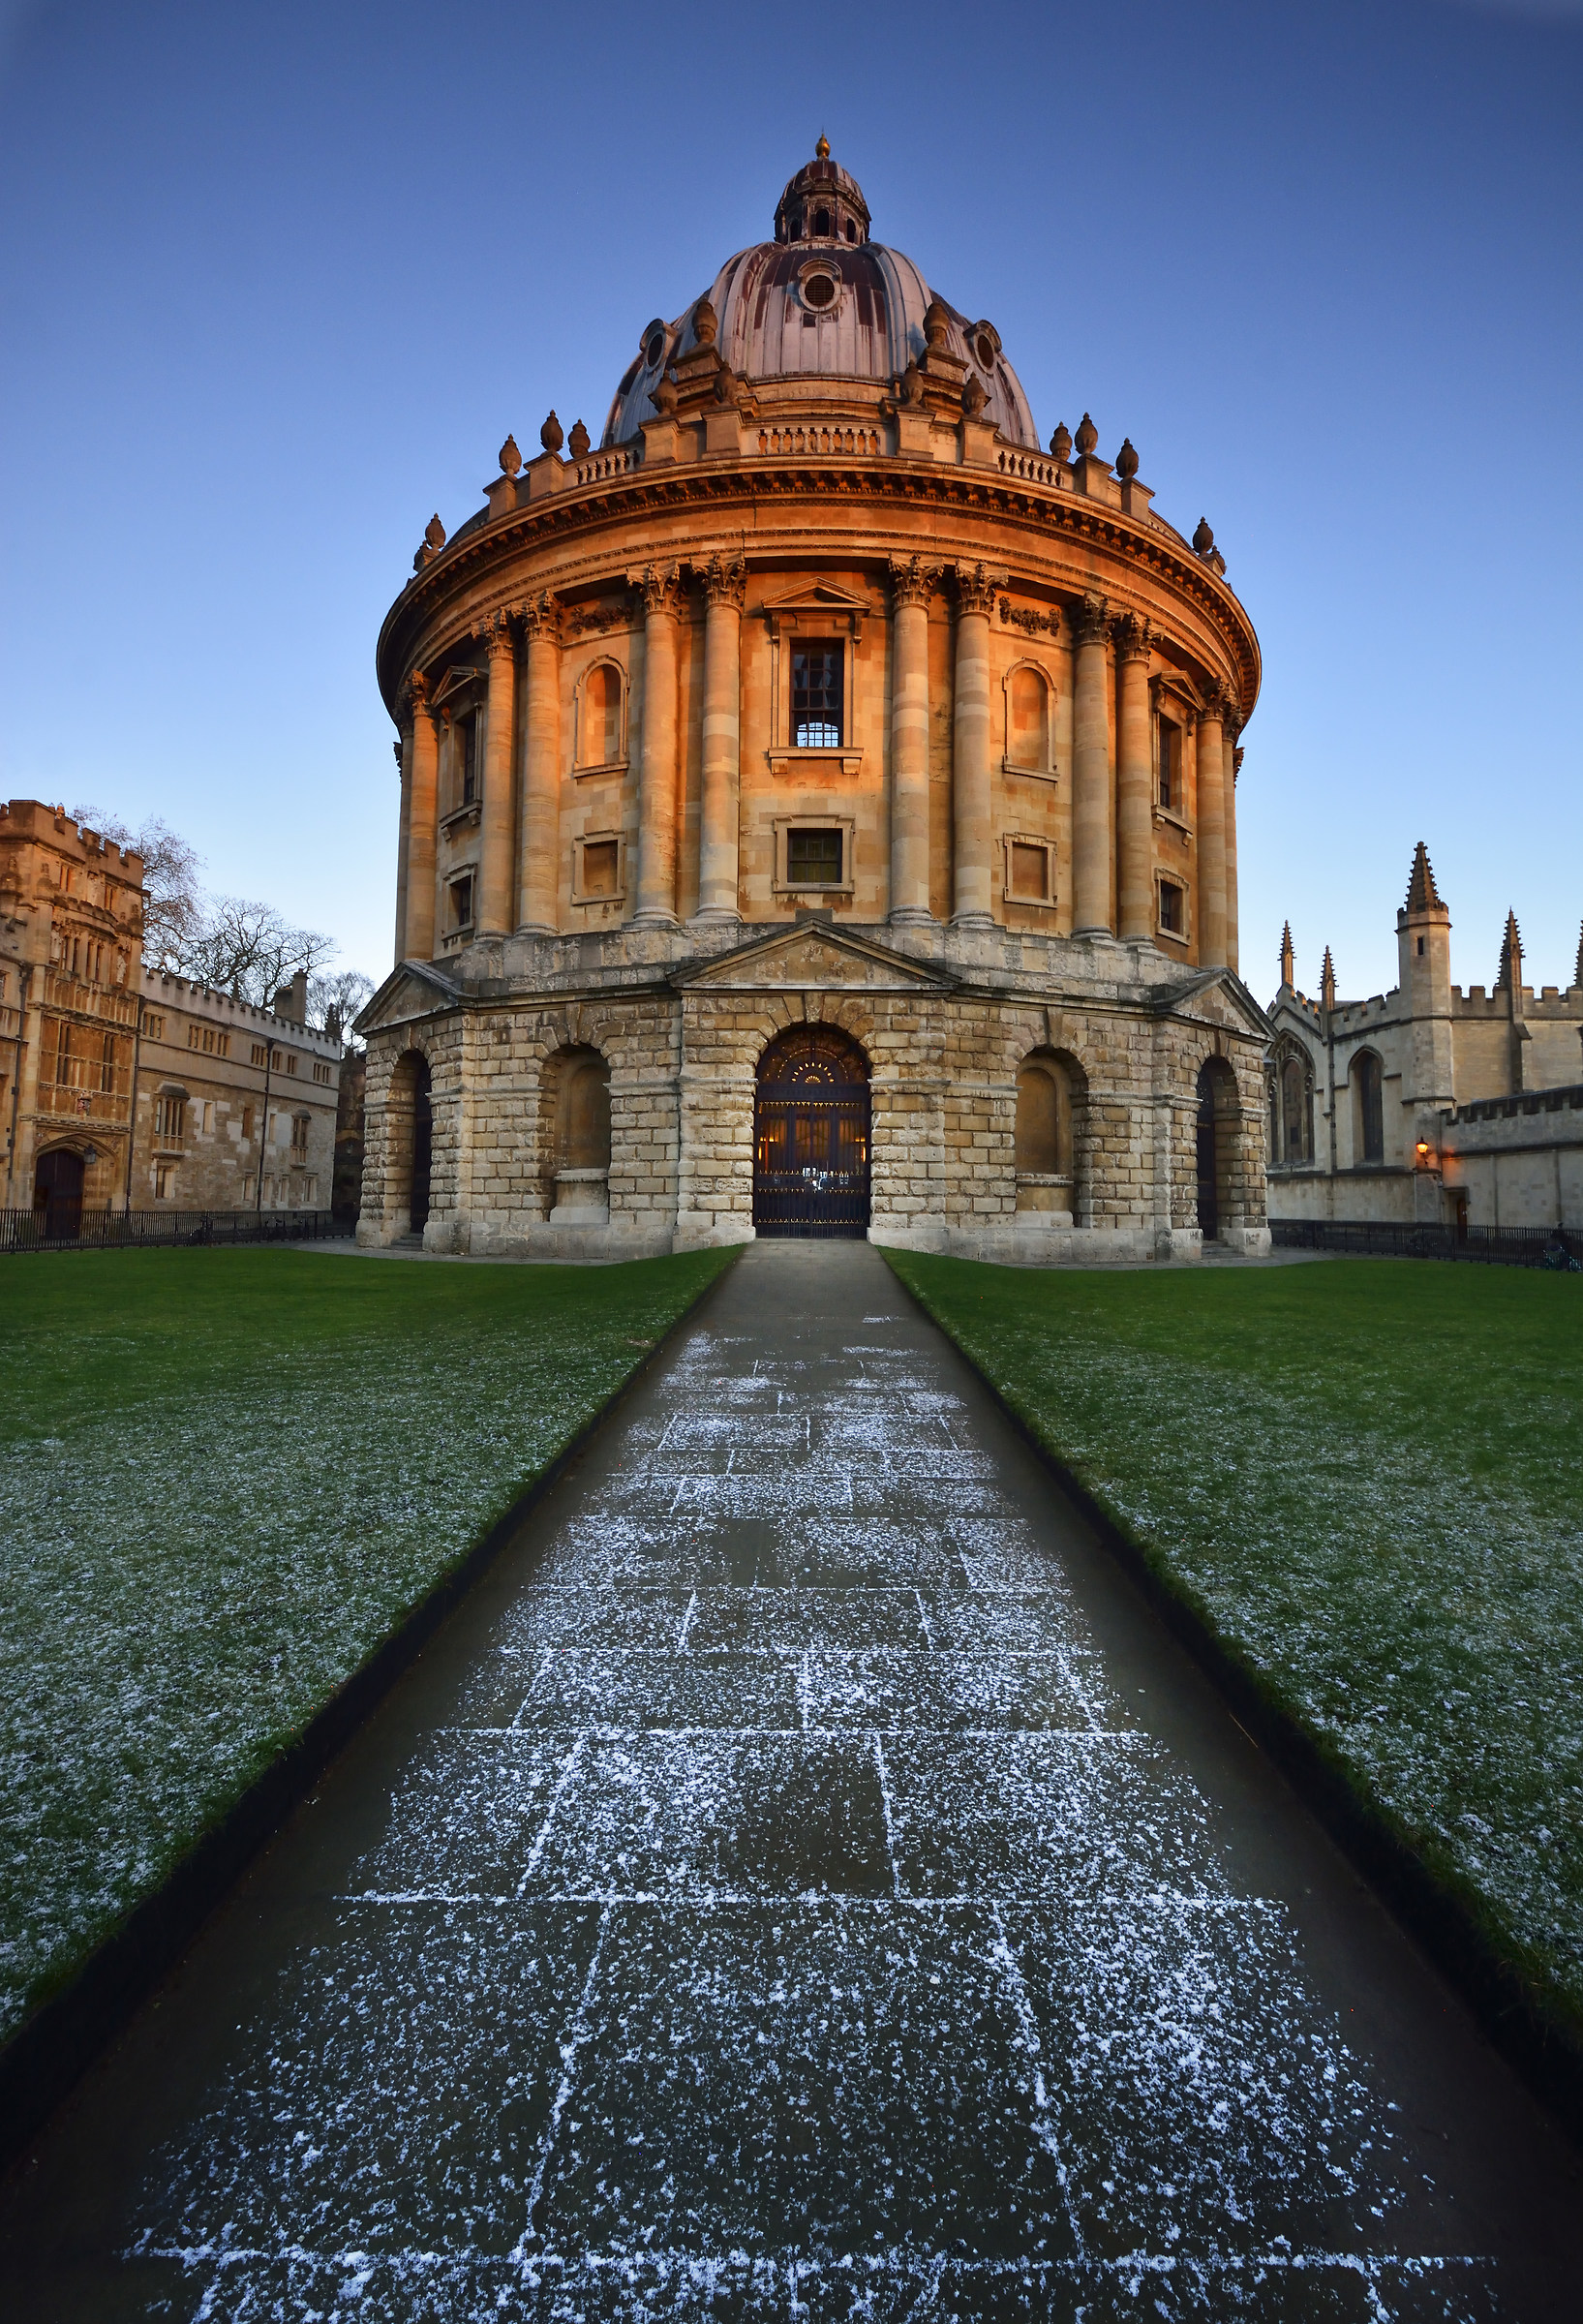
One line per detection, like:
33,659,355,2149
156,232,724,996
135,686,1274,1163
355,145,1272,1260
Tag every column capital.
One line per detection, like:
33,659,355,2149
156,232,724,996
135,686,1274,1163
477,607,516,659
400,669,431,725
1111,610,1152,663
392,738,403,775
1200,680,1233,727
953,561,999,618
1072,592,1110,649
518,589,562,644
635,563,682,619
889,555,942,611
700,553,746,612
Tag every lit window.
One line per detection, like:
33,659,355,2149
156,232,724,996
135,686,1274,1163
792,644,842,747
786,828,843,887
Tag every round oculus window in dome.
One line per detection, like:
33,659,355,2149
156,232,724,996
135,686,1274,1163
800,268,838,312
642,322,667,367
975,332,996,370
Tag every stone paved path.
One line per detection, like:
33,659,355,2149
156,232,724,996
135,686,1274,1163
4,1242,1580,2319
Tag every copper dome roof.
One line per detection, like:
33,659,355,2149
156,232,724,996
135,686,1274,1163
601,145,1038,451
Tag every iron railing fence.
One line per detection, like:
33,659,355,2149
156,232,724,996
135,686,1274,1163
1271,1218,1572,1268
0,1208,340,1255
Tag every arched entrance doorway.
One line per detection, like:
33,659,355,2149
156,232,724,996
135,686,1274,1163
33,1148,85,1241
1196,1057,1235,1242
389,1050,433,1236
753,1025,870,1238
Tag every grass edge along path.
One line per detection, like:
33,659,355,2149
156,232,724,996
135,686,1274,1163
0,1243,738,2168
883,1248,1583,2138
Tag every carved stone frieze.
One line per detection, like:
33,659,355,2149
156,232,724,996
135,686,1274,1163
998,597,1060,640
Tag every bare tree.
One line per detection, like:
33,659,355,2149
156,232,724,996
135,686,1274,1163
311,967,375,1044
72,805,204,970
183,896,337,1006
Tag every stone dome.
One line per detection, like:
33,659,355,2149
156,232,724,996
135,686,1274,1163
601,143,1038,450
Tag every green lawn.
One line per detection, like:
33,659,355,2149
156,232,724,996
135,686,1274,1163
0,1244,734,2040
887,1251,1583,2034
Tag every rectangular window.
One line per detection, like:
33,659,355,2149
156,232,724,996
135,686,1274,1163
285,1054,298,1075
1158,879,1185,935
312,1059,332,1085
460,715,478,806
155,1162,173,1200
290,1112,310,1163
449,872,474,930
215,1030,229,1059
201,1100,214,1134
243,1173,256,1205
154,1094,185,1146
251,1041,267,1067
101,1033,118,1094
785,827,843,887
1008,841,1050,902
187,1024,200,1050
581,840,621,898
144,1013,165,1041
791,644,843,747
1158,720,1180,810
242,1104,255,1140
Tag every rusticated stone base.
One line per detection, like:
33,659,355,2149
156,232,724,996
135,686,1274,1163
354,921,1272,1267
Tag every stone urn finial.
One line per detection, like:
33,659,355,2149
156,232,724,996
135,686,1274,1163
424,513,446,549
693,296,718,348
1116,438,1139,480
1074,413,1098,457
1193,516,1215,557
923,296,950,352
499,433,522,476
1050,421,1072,462
962,374,989,420
568,418,591,459
651,370,678,416
540,411,564,455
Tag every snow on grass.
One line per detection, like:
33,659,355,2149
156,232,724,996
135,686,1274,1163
887,1253,1583,2035
0,1246,734,2040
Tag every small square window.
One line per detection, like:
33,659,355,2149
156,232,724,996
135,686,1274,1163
1158,879,1185,936
791,643,843,747
1008,841,1049,902
786,827,843,887
582,840,621,898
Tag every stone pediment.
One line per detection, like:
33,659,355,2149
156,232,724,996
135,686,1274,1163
674,923,956,995
353,959,463,1039
1153,966,1274,1044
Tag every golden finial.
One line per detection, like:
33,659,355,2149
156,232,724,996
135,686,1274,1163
815,133,830,160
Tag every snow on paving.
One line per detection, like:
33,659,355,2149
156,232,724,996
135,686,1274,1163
128,1317,1494,2319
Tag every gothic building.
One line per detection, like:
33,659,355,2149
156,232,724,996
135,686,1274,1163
1265,844,1583,1234
354,145,1272,1260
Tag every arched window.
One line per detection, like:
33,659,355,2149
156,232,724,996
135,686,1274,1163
577,661,624,769
1004,664,1052,775
1280,1054,1311,1164
1353,1051,1385,1165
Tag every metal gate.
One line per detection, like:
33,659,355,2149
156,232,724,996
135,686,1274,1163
753,1028,871,1239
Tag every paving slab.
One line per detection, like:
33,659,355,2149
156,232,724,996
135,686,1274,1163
1,1239,1579,2320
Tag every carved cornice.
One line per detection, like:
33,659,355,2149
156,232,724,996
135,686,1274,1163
700,553,746,612
1072,593,1110,650
954,561,998,618
380,462,1261,723
1111,610,1152,662
888,554,942,611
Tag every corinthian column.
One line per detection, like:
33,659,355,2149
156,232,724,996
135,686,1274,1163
951,564,995,927
517,593,562,935
1197,686,1229,969
477,612,517,935
633,565,681,927
404,672,438,962
1114,613,1153,940
889,557,939,925
1071,594,1113,935
695,556,745,925
392,729,411,965
1226,733,1242,975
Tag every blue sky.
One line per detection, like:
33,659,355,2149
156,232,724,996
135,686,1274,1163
1,0,1579,1003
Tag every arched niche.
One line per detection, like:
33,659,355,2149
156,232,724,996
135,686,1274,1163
545,1044,611,1222
1002,660,1055,778
1015,1046,1084,1220
386,1050,433,1237
575,659,626,773
1195,1055,1238,1240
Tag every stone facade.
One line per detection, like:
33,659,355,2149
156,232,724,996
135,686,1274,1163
356,146,1271,1263
1265,845,1583,1233
1,797,341,1226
